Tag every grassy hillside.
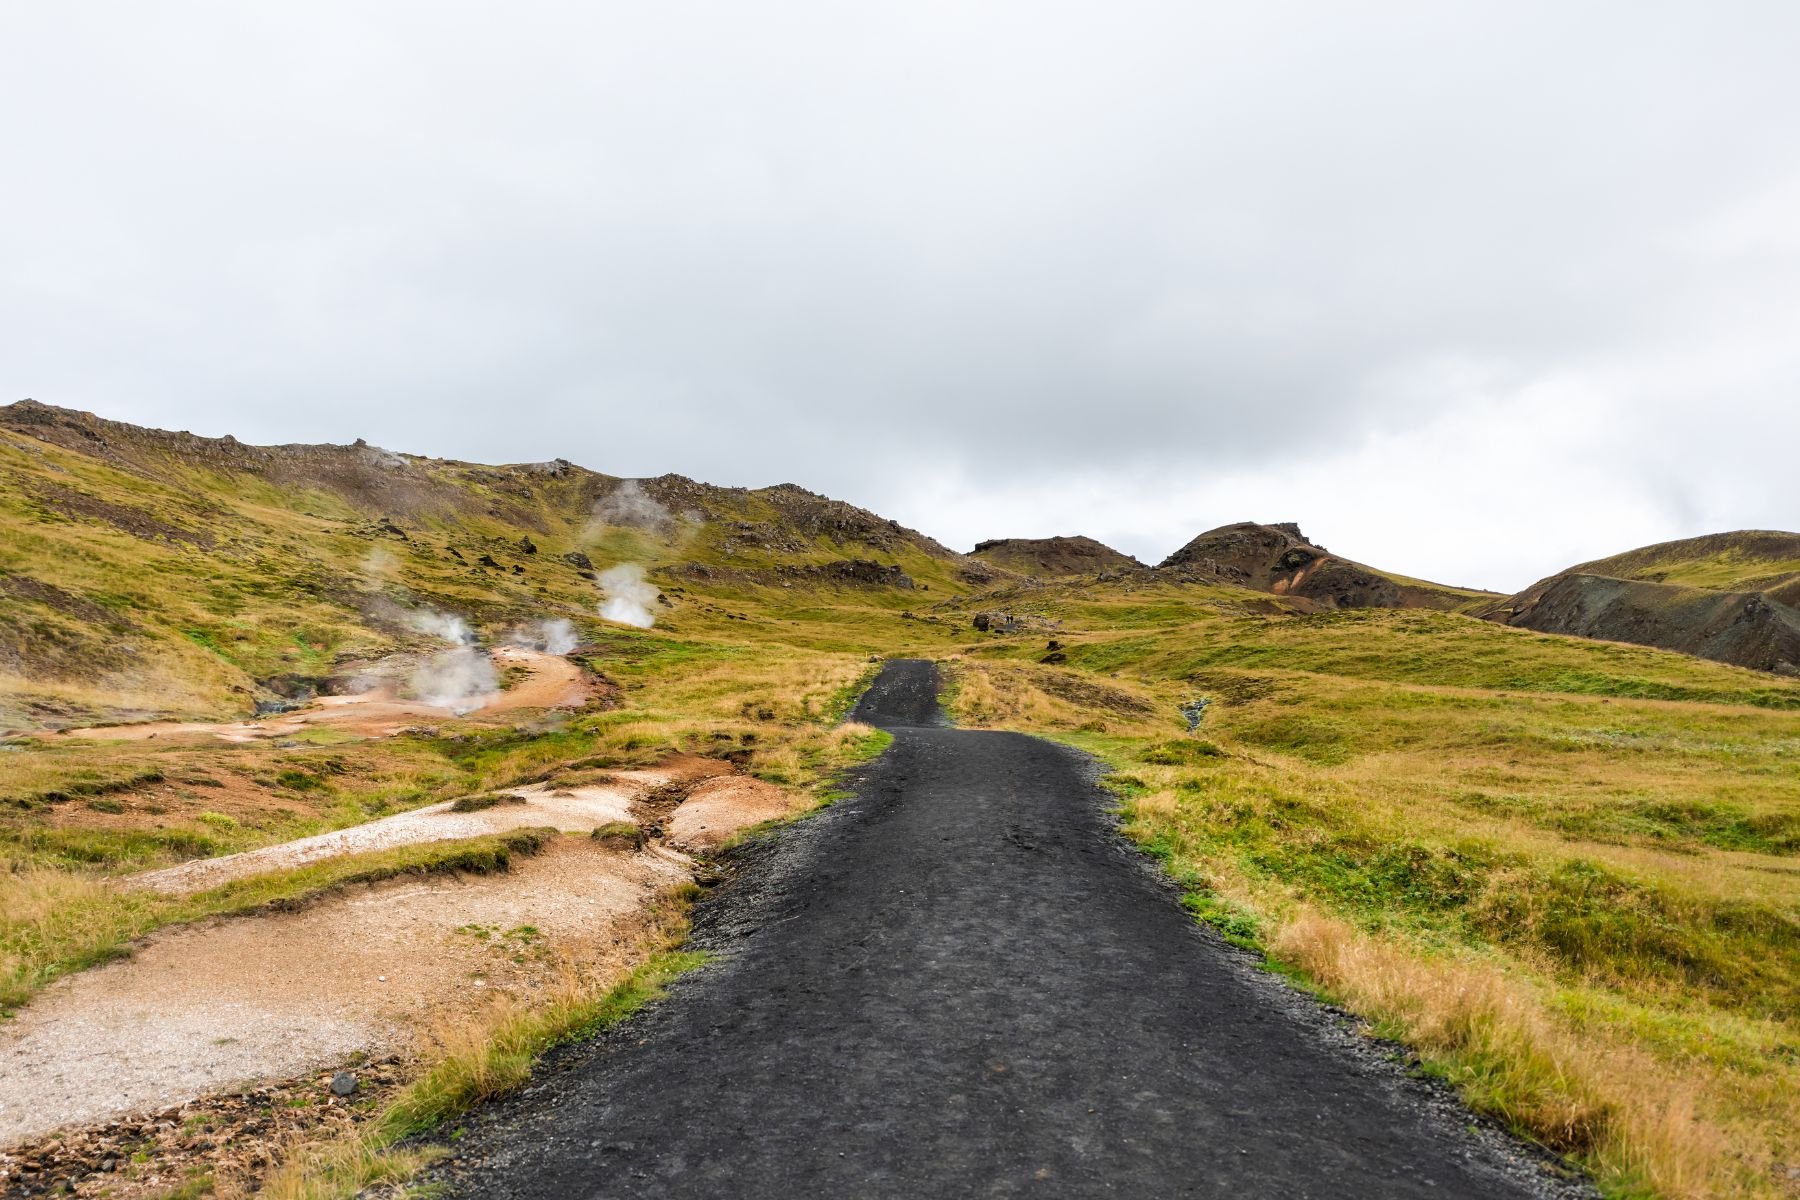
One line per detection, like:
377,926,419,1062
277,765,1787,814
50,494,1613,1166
0,400,968,729
1474,532,1800,675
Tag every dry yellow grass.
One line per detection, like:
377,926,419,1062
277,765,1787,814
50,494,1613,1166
1270,911,1747,1198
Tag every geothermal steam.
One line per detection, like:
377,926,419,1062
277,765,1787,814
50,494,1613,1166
507,618,578,655
598,564,658,629
403,609,500,713
590,479,674,534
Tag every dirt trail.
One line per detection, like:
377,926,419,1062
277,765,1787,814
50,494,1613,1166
60,648,589,744
432,661,1591,1200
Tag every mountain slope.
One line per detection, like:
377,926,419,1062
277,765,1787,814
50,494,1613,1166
1478,531,1800,675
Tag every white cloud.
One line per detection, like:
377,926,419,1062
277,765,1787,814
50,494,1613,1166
2,2,1797,583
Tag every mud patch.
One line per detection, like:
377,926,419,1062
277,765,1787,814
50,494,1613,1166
664,775,798,851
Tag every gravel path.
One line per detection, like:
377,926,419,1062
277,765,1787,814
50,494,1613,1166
430,660,1591,1199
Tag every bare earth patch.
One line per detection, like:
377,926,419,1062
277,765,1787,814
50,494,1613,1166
132,781,630,894
0,753,790,1187
0,839,684,1150
664,774,796,851
126,757,733,894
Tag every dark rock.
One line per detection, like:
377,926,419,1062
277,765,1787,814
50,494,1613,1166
1039,651,1067,665
518,536,538,555
562,550,593,570
330,1072,357,1097
477,554,500,568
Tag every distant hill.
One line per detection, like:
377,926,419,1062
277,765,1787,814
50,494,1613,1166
1477,531,1800,675
970,536,1141,578
1157,522,1493,612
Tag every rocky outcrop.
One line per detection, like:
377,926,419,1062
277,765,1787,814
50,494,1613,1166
633,475,958,560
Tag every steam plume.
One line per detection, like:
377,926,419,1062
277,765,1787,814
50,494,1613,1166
411,645,500,713
598,564,658,628
401,607,497,712
507,618,578,655
403,608,477,645
591,480,674,533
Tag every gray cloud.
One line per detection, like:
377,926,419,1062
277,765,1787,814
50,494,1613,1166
4,2,1798,589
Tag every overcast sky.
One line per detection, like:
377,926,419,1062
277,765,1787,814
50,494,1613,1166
5,3,1798,591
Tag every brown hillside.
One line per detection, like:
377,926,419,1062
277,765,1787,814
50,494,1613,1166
970,536,1142,578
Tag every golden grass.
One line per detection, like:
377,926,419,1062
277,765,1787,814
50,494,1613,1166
1270,910,1749,1198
